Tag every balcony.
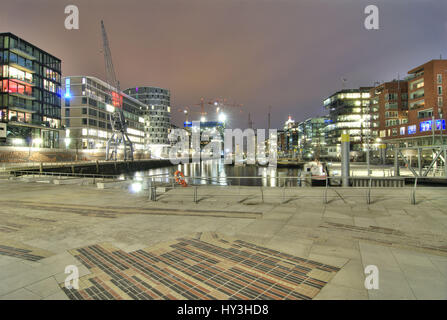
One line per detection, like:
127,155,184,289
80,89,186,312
410,80,424,91
9,62,35,74
7,75,37,87
385,103,398,110
411,93,425,100
9,47,37,61
9,91,36,100
410,100,425,110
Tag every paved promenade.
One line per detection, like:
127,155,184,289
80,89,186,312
0,179,446,300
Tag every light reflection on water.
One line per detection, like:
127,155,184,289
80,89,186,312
128,159,304,187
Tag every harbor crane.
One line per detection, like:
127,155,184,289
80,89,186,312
194,97,243,121
101,20,134,161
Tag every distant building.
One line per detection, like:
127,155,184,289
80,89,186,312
0,32,62,148
277,129,287,155
281,115,328,160
323,87,372,158
301,117,329,159
62,76,145,151
123,86,171,157
283,116,298,157
183,120,225,149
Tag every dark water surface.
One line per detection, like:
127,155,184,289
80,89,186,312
131,159,304,187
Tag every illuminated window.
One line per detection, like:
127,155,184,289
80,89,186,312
400,127,405,135
420,121,432,132
436,120,446,130
408,125,416,134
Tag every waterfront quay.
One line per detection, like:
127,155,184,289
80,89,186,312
1,159,173,175
0,175,446,300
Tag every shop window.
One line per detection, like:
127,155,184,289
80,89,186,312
408,125,416,134
420,121,432,132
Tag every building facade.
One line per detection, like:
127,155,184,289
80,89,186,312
377,60,447,147
123,86,171,145
323,87,372,158
62,76,146,151
281,115,328,160
371,80,409,143
0,32,62,148
301,117,328,159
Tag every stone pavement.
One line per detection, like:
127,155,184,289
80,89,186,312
0,179,446,300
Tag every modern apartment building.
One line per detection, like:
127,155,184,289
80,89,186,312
323,87,372,157
0,32,62,148
375,60,447,147
123,87,171,153
62,76,146,151
371,80,409,142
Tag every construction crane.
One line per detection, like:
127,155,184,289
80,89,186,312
101,20,134,161
194,97,212,121
194,97,243,122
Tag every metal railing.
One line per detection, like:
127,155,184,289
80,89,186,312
10,170,120,179
144,174,445,205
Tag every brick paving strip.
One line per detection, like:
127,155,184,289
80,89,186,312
0,239,53,261
60,232,339,300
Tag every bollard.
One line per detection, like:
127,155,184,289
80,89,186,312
260,187,264,203
410,178,417,205
341,134,350,187
148,178,156,201
323,178,328,204
394,149,400,177
366,178,372,204
379,144,386,165
194,186,198,203
282,184,286,203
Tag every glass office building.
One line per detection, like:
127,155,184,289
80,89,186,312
324,87,372,157
62,76,146,151
0,33,62,148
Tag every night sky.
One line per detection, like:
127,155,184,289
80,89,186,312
1,0,447,129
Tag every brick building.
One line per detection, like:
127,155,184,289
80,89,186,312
375,60,447,147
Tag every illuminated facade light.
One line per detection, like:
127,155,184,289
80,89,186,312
218,113,227,122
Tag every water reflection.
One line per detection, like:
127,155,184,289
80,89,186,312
133,159,304,187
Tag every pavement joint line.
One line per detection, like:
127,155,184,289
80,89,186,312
388,246,418,300
0,200,262,219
